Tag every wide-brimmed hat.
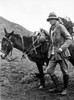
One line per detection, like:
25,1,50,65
47,12,59,21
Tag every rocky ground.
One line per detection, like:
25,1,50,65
0,49,74,100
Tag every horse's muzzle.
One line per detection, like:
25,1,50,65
0,52,6,59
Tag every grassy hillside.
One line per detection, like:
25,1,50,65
0,16,33,39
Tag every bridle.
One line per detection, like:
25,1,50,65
1,36,13,55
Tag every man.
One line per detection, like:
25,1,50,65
41,12,72,95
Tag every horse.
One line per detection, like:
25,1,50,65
1,28,51,88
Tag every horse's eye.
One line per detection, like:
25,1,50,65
3,42,6,44
2,40,6,43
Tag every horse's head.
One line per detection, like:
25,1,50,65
1,28,14,59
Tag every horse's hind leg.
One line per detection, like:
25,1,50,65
36,62,45,88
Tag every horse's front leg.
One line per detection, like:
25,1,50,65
36,62,45,88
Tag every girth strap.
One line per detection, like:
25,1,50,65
32,36,37,54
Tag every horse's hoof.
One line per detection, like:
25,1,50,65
39,85,45,89
35,73,40,78
60,89,67,95
39,85,44,89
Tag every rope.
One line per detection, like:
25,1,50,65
22,34,41,56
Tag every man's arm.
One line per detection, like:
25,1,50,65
59,24,72,50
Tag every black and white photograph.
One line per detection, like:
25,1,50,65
0,0,74,100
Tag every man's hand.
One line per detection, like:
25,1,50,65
57,48,63,54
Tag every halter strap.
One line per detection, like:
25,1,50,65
2,36,13,54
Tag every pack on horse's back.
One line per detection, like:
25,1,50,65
59,17,74,36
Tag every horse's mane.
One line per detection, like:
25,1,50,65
59,17,74,35
12,34,21,39
13,33,33,38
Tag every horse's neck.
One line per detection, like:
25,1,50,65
14,39,23,51
11,35,23,52
23,36,32,52
11,35,32,52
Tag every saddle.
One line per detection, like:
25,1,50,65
31,31,50,55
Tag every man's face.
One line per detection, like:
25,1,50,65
48,19,57,25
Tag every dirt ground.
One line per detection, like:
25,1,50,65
0,51,74,100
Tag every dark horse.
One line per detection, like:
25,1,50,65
1,28,51,87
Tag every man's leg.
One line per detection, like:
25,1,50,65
59,59,69,95
45,56,61,92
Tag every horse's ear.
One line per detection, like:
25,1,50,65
4,28,8,35
10,31,14,36
4,28,14,38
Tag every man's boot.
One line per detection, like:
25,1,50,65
49,74,62,92
61,73,69,95
63,73,69,89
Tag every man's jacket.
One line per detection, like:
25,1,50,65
48,21,72,60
